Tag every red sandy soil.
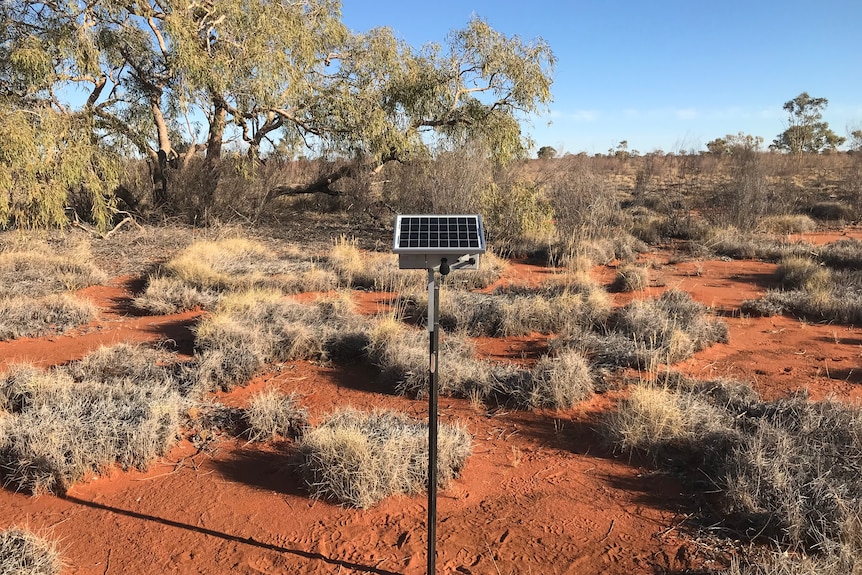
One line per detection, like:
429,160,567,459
2,235,862,575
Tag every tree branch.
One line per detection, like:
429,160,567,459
264,164,354,203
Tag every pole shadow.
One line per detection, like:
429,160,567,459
63,495,402,575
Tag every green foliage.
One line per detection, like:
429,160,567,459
706,132,764,156
772,92,845,154
481,179,555,247
537,145,557,160
3,2,556,221
0,104,119,230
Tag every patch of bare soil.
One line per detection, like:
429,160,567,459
2,237,862,575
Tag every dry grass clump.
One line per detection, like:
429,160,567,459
194,290,369,391
446,250,509,290
136,238,338,313
723,552,854,575
132,276,220,314
757,214,817,235
334,241,506,293
744,288,862,326
723,396,862,550
818,238,862,269
743,255,862,325
326,236,420,291
604,382,738,469
0,368,182,495
367,316,596,409
401,278,610,338
566,289,728,369
0,294,97,341
606,377,862,570
0,527,62,575
0,245,106,299
776,256,831,292
244,388,308,442
518,350,594,409
612,264,649,292
705,227,812,262
297,408,472,508
367,319,492,398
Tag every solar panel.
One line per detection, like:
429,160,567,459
393,215,486,270
393,215,485,253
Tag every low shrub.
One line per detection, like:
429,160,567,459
518,350,594,409
776,256,830,292
244,389,308,442
133,276,220,314
757,214,817,235
0,294,97,341
0,247,106,299
136,238,339,312
0,527,62,575
807,201,854,222
606,378,862,563
193,291,369,390
0,370,182,495
612,265,649,292
297,409,472,508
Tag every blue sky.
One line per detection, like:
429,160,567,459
340,0,862,155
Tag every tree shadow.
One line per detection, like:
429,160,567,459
62,494,402,575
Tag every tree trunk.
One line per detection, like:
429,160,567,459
199,100,227,214
150,99,173,207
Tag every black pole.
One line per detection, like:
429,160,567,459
427,268,440,575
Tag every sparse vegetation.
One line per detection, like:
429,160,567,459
136,238,338,313
194,290,369,390
606,377,862,571
297,408,472,508
613,264,649,292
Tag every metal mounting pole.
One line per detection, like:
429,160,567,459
427,267,439,575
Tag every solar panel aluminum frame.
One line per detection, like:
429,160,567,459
393,214,486,270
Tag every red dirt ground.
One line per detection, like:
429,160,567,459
2,234,862,575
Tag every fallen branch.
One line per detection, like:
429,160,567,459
71,211,143,239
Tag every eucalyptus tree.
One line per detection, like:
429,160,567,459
772,92,845,154
2,0,555,222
